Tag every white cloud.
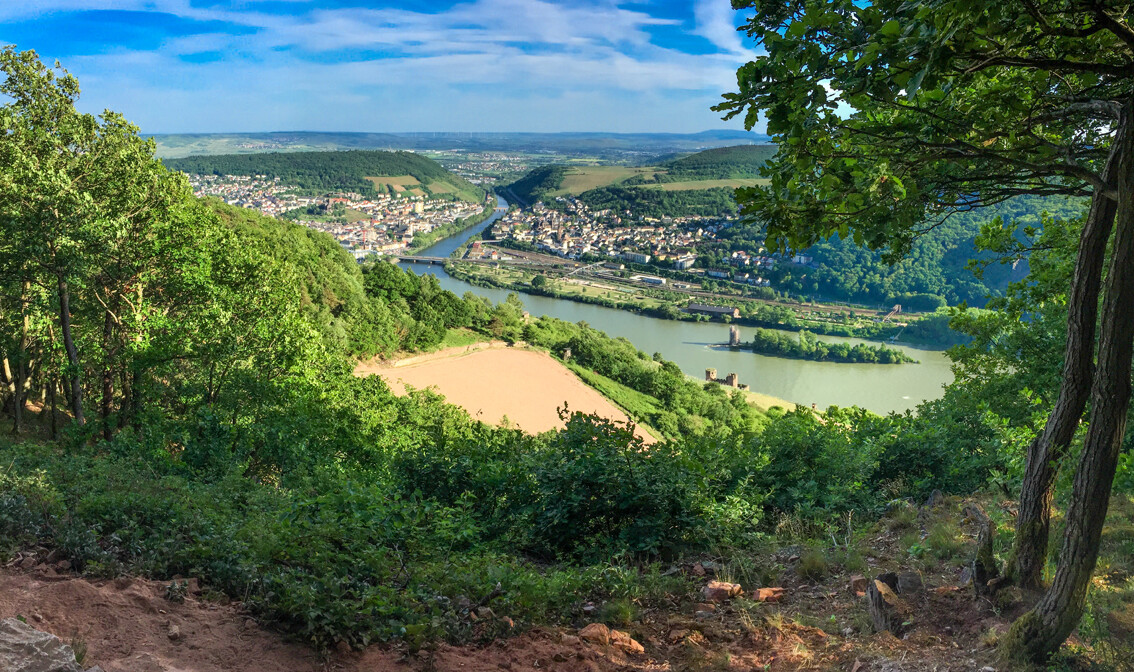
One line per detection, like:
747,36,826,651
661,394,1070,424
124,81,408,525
9,0,762,132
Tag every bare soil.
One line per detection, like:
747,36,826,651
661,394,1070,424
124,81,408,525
0,497,1038,672
358,347,654,443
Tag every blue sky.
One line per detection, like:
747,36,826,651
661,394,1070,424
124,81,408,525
0,0,764,134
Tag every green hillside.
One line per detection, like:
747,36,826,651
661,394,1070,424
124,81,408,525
503,145,774,214
166,150,486,202
658,144,777,180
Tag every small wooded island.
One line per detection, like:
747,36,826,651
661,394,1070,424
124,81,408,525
747,329,917,364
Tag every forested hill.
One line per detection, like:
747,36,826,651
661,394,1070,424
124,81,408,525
504,164,567,205
166,150,486,202
656,144,777,180
707,194,1088,309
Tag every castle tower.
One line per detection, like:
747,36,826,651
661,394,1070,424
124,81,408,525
705,368,717,382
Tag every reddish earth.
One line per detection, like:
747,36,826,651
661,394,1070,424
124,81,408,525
0,566,658,672
4,497,1093,672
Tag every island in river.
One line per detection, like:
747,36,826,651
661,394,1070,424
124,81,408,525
394,195,954,415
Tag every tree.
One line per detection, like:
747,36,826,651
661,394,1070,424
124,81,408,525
716,1,1133,663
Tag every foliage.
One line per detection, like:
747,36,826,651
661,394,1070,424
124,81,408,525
523,316,763,440
504,165,567,205
749,329,916,364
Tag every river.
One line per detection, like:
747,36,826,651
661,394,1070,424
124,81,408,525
399,195,954,414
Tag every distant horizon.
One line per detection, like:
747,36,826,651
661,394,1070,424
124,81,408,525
150,129,770,137
2,1,766,135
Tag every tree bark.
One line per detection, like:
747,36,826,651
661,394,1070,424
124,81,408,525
57,276,84,425
1003,99,1134,665
101,309,113,442
10,281,31,435
1010,156,1120,589
48,376,57,440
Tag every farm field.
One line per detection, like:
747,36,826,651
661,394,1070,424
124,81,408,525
548,166,660,196
363,347,654,442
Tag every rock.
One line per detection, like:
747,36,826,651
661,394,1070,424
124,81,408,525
925,489,945,508
84,667,105,672
167,624,180,641
579,623,610,646
334,641,351,655
552,653,568,663
693,603,716,613
690,562,706,577
561,635,581,646
754,587,784,603
959,566,974,587
865,576,911,635
693,611,714,620
667,629,689,643
609,630,644,655
500,617,515,629
0,617,83,672
774,545,803,562
701,580,742,602
582,602,598,616
897,572,924,595
849,574,869,594
19,555,38,570
476,607,496,620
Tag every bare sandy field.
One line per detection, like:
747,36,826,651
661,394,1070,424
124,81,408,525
358,347,653,442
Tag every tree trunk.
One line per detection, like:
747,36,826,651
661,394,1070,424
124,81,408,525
48,376,57,440
11,351,24,435
10,281,31,435
57,277,84,425
1002,100,1134,665
101,309,114,442
1010,166,1119,590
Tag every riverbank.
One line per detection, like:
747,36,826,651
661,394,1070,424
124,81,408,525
405,196,498,252
445,260,950,348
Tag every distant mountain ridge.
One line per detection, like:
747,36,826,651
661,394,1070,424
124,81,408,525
165,149,486,202
152,130,769,159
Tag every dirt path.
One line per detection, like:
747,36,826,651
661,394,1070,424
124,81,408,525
0,567,643,672
357,347,654,443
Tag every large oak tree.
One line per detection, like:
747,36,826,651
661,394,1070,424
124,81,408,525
716,0,1132,663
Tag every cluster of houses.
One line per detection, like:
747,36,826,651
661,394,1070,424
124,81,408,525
490,197,726,266
430,151,533,186
488,197,787,287
186,174,483,259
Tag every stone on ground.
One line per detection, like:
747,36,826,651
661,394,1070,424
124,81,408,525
0,618,83,672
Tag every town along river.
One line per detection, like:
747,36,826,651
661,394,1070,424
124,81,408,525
398,195,954,415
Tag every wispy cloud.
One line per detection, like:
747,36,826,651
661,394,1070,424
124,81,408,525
0,0,765,133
